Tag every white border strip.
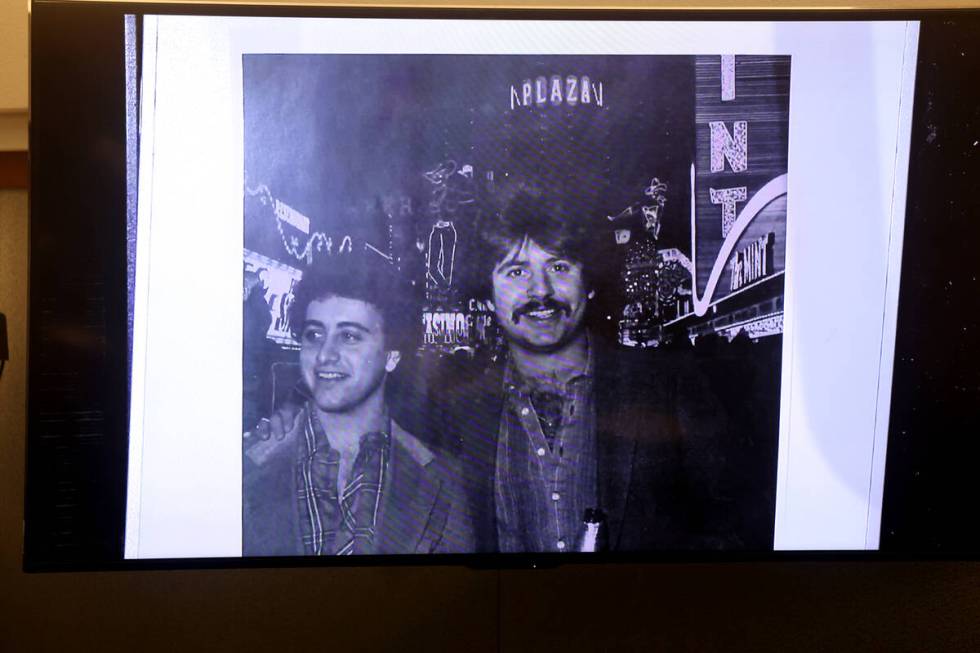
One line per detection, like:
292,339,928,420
124,15,159,560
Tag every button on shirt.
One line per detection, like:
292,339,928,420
494,352,597,553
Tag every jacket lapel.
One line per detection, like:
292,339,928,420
375,423,443,554
596,416,637,550
462,365,505,552
595,346,638,551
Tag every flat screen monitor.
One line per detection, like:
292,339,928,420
25,2,980,570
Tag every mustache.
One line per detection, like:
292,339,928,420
512,298,571,324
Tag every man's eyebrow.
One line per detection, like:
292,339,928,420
494,253,572,270
336,321,372,333
495,257,527,270
301,319,371,333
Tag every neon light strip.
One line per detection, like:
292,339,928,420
689,164,788,317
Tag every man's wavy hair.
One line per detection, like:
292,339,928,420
474,184,608,299
288,249,415,353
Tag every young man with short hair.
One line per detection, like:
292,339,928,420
243,253,474,556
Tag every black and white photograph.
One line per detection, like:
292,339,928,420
239,54,790,556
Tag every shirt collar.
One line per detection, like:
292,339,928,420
502,331,594,396
307,403,392,453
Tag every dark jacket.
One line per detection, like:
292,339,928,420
439,340,740,553
243,409,475,556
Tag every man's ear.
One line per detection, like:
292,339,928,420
385,350,402,373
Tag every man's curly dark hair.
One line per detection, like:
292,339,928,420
288,249,416,353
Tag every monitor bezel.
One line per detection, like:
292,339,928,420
26,0,980,571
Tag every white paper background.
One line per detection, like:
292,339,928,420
126,16,918,558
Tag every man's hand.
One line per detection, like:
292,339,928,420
245,402,302,442
244,403,303,466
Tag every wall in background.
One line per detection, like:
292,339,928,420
0,0,28,150
0,190,27,524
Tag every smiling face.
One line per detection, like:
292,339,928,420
298,295,401,415
491,237,589,354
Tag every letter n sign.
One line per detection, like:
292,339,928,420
709,121,748,173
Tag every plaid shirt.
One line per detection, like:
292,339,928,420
494,347,597,553
296,407,390,556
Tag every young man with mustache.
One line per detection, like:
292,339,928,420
243,252,474,556
450,186,732,553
